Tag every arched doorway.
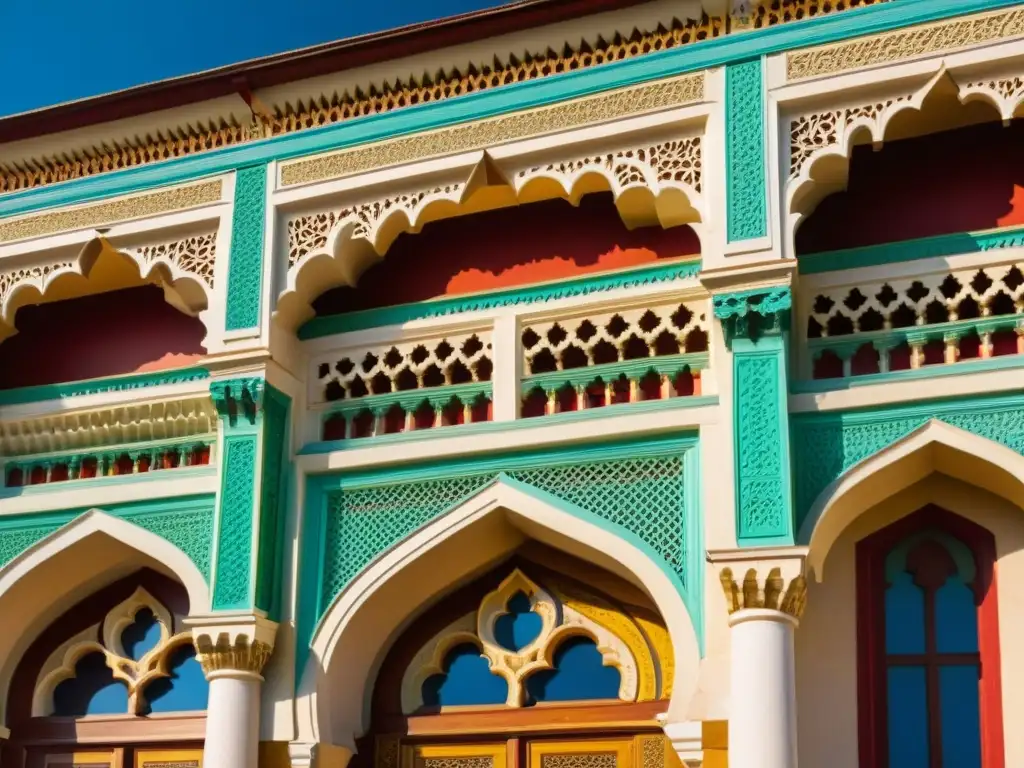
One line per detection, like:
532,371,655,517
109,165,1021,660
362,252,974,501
354,543,678,768
2,569,208,768
0,512,213,768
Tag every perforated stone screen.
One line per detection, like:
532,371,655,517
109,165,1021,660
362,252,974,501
320,455,687,612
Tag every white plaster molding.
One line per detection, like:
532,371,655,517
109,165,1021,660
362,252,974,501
295,478,699,747
297,400,719,475
799,419,1024,579
0,469,218,517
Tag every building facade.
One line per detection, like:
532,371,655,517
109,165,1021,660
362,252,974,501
0,0,1022,766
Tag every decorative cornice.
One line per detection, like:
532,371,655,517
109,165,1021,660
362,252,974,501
787,4,1024,80
0,181,222,244
279,74,706,187
210,377,265,427
0,394,218,456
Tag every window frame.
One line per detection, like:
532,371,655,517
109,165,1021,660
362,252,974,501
855,505,1005,768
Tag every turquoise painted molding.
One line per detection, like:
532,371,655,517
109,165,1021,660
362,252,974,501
0,366,209,406
683,444,704,652
791,391,1024,535
0,0,1015,219
295,431,702,677
725,58,768,243
791,352,1024,394
211,377,264,426
799,224,1024,275
521,352,709,393
302,394,719,454
299,259,702,338
224,165,268,331
0,494,216,581
733,335,794,546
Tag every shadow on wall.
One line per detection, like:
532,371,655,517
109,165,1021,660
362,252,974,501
797,118,1024,254
313,192,701,317
0,285,206,389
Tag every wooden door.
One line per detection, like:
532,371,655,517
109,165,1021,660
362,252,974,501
132,747,203,767
402,743,508,768
527,738,635,768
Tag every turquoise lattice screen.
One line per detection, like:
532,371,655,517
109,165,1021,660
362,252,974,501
320,456,687,614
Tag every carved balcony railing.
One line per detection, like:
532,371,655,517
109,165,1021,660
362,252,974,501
3,436,215,489
309,291,711,443
800,253,1024,381
520,300,709,417
313,324,494,441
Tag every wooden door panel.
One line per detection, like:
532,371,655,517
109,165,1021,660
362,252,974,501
527,739,633,768
131,748,203,767
402,742,508,768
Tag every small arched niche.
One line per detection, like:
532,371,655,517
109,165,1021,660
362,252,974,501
311,192,701,321
350,542,676,768
1,568,208,765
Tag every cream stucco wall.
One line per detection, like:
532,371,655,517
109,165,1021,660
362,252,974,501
796,473,1024,768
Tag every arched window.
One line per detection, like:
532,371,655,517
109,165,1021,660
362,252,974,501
856,506,1005,768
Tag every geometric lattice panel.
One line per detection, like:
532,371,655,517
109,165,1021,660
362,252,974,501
321,455,686,613
792,397,1024,531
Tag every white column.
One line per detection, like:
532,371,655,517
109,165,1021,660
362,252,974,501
709,547,809,768
728,608,799,768
490,313,522,422
204,665,265,768
187,613,278,768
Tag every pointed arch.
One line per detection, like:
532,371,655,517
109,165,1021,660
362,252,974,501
0,510,210,729
295,476,699,751
799,420,1024,579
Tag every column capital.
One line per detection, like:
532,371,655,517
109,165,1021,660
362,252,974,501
185,612,278,679
708,547,809,620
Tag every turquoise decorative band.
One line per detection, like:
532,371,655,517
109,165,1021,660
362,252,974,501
224,165,267,332
0,367,209,406
798,224,1024,275
255,385,291,620
298,259,702,338
725,59,768,243
212,431,258,611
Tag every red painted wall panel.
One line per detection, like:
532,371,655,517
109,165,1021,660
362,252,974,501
797,119,1024,254
313,193,700,316
0,285,205,390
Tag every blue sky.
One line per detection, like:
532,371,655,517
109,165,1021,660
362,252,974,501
0,0,516,118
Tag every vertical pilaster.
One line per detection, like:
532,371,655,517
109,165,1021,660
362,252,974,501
210,378,292,614
725,58,769,250
714,287,794,546
225,165,269,334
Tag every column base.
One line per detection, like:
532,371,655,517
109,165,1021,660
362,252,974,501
289,741,354,768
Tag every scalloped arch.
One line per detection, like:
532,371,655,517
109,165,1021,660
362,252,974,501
0,236,214,343
277,141,704,332
785,65,1019,252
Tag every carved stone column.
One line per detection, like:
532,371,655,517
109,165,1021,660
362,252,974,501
709,548,808,768
188,613,278,768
